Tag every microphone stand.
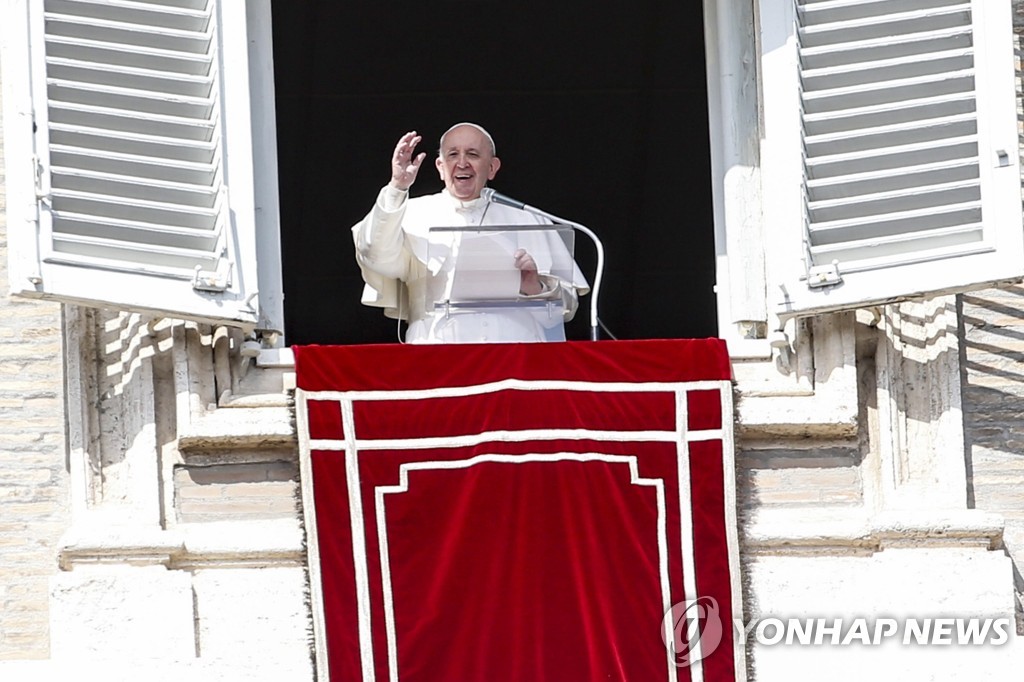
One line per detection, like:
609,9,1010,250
481,188,605,341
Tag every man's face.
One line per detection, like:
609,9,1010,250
435,126,501,200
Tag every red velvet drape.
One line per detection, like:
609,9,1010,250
296,339,742,681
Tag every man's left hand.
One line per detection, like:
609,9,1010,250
514,249,543,295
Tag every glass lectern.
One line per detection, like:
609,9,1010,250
425,224,577,342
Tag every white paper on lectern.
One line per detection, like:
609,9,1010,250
449,233,521,301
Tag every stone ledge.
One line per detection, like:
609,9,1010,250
58,523,184,570
0,659,314,681
872,509,1005,550
218,391,292,408
175,519,305,569
744,507,1005,555
177,405,295,451
257,347,295,368
736,394,858,439
58,519,304,571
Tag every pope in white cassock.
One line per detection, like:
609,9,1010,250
352,123,590,343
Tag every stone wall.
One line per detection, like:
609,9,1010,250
0,63,71,660
174,460,299,523
43,307,311,674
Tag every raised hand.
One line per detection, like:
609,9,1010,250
390,131,427,191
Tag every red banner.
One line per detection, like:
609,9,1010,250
295,339,744,681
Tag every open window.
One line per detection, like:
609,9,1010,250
4,0,1022,353
1,0,282,334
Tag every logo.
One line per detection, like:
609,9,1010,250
661,596,724,667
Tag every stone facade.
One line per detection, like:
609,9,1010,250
44,306,312,678
0,61,70,663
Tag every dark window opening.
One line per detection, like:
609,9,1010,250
272,1,717,345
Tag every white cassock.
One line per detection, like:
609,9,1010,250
352,185,589,343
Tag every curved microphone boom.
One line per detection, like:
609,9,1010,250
481,188,526,210
481,188,605,341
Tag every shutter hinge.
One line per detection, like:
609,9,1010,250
27,149,45,285
806,261,842,289
192,260,233,292
32,154,50,206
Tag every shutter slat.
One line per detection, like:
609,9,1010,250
45,0,211,32
50,123,217,163
126,0,209,9
802,70,974,114
53,212,219,250
51,145,216,185
809,223,983,267
800,26,971,69
806,158,979,199
47,57,214,97
45,13,212,54
47,248,218,277
52,232,218,267
799,4,972,48
804,113,977,157
801,48,973,90
807,179,980,223
48,80,214,118
806,136,977,178
51,167,219,207
49,102,216,141
52,189,219,230
807,201,981,246
800,0,968,26
803,92,974,136
47,36,212,74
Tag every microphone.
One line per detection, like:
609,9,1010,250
481,187,605,341
480,187,525,210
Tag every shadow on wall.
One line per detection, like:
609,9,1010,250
961,286,1024,463
960,285,1024,633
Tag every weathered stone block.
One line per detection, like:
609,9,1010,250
49,568,195,660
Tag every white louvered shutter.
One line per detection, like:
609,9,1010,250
764,0,1024,318
5,0,275,330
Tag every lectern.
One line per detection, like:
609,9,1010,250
424,224,579,342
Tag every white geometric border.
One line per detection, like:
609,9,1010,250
375,453,670,682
